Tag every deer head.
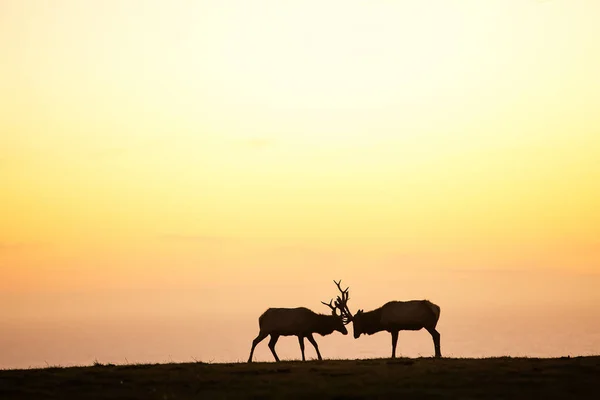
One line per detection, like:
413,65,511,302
330,281,370,338
321,283,350,335
325,279,353,325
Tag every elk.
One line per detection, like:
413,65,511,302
247,291,348,363
332,281,442,358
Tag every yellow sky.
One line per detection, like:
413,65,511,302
1,0,600,322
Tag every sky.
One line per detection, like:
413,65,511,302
1,0,600,367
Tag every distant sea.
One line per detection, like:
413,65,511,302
2,306,599,369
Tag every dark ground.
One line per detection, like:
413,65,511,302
1,356,599,399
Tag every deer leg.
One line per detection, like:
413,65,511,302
298,336,306,361
268,334,281,362
306,334,323,361
248,331,269,363
391,331,399,359
427,328,442,358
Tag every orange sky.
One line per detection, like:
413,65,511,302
1,1,600,363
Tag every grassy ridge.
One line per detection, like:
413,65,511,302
1,356,599,399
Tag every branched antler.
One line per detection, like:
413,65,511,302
321,298,339,316
332,279,353,324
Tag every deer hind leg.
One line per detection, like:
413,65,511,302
248,331,269,363
268,334,281,362
391,331,399,359
298,336,306,361
306,334,323,361
426,327,442,358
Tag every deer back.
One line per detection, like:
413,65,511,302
259,307,320,334
380,300,440,329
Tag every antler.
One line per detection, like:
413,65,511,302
321,298,339,316
332,279,353,324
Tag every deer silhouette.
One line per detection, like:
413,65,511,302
331,280,442,358
247,289,348,363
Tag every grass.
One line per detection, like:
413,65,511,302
1,356,599,399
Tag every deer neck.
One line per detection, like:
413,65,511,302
314,314,336,335
360,308,385,335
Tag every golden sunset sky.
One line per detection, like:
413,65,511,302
1,0,600,362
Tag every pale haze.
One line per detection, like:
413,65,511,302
1,0,599,369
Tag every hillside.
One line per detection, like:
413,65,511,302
1,356,598,399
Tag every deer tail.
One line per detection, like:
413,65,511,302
426,301,441,325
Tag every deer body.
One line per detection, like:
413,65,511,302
351,300,442,358
323,280,442,359
378,300,440,331
247,307,347,363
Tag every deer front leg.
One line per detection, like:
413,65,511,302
391,330,399,359
298,336,306,361
306,334,322,361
